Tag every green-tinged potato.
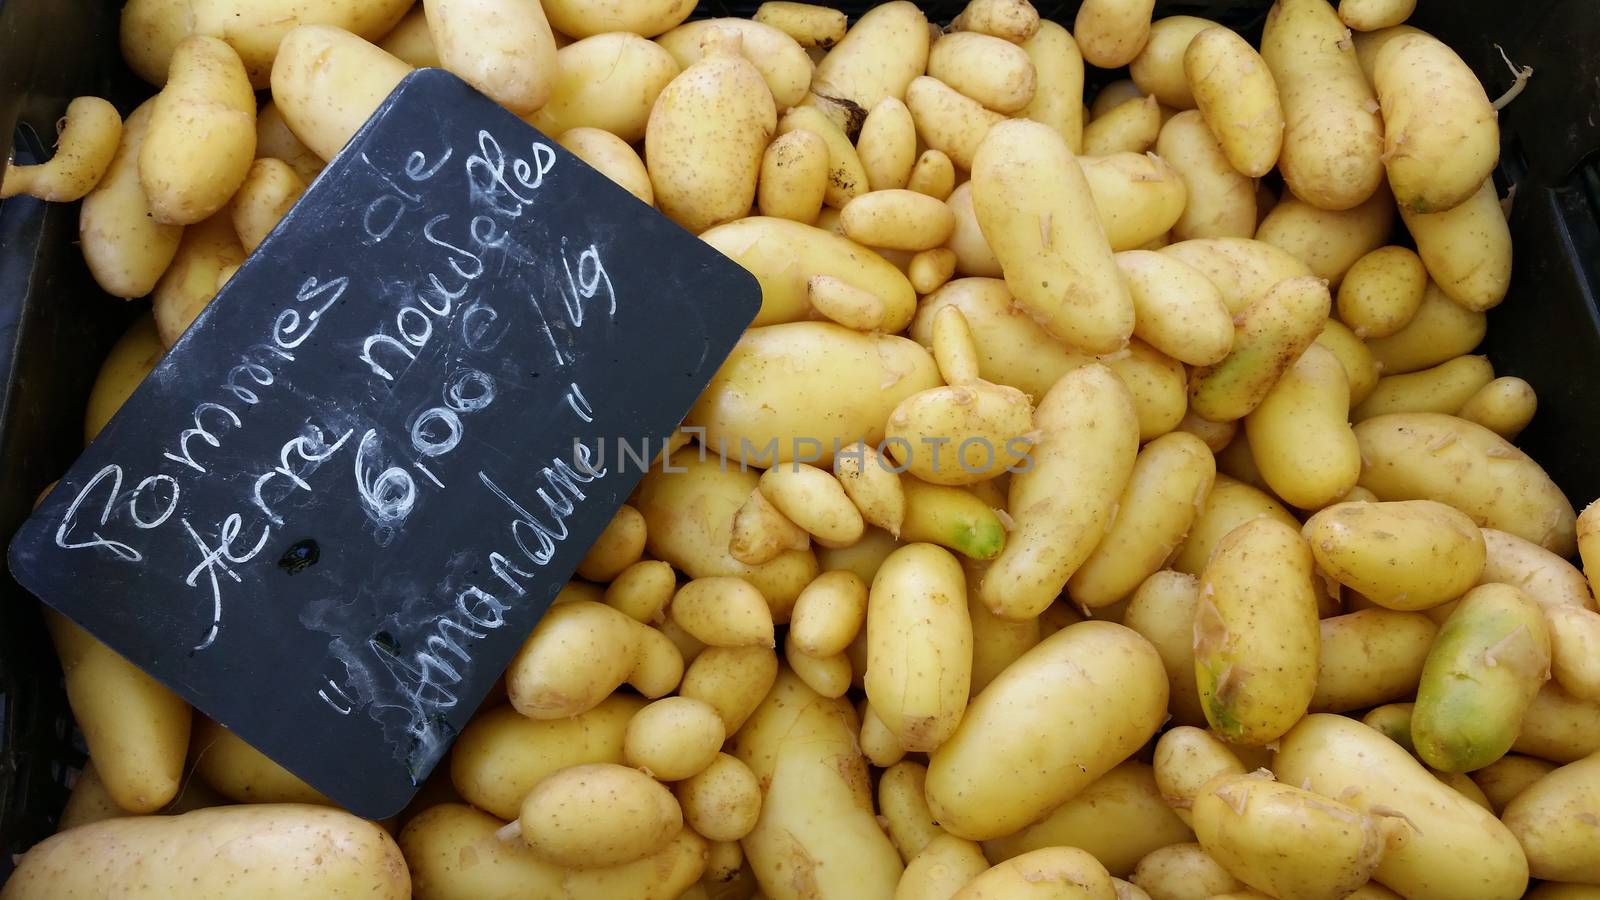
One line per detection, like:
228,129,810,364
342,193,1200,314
1130,16,1218,108
1305,500,1485,611
8,804,407,898
377,5,436,67
401,803,703,900
1254,186,1392,285
899,479,1007,561
1158,238,1312,315
540,0,695,38
867,544,973,751
954,846,1117,900
879,761,941,862
733,670,904,899
1157,110,1254,240
1129,843,1244,900
1364,282,1487,374
1194,518,1320,744
1354,354,1495,421
858,98,916,192
270,26,411,163
45,613,190,814
230,158,305,252
79,99,182,298
1337,245,1429,338
1115,250,1232,366
1184,27,1282,177
1171,475,1297,576
516,763,681,868
84,313,163,443
928,31,1036,114
979,365,1140,619
686,322,939,466
1548,606,1600,702
1458,377,1538,440
152,210,246,347
1123,570,1207,726
1472,754,1557,815
702,217,916,330
191,718,329,805
1020,21,1086,152
1189,275,1331,423
1076,0,1158,68
679,645,779,736
1412,584,1551,772
809,1,929,116
984,761,1195,877
1311,609,1437,712
1083,95,1162,156
1193,773,1387,900
1069,432,1216,607
425,0,556,116
1399,178,1512,311
926,622,1169,840
1,96,121,202
560,126,655,206
529,34,678,142
1260,0,1385,211
1502,752,1600,883
646,31,775,234
658,19,812,112
674,752,761,842
1274,714,1528,900
1244,343,1359,509
897,835,990,900
1152,726,1247,827
1516,684,1600,763
1354,413,1577,555
1082,153,1188,254
253,100,322,181
1362,702,1417,752
906,76,1006,172
1373,32,1499,213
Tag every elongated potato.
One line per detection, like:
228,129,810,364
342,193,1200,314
540,0,694,38
754,2,846,49
230,158,305,252
906,75,1006,172
8,804,408,898
1399,178,1512,311
1312,609,1437,712
1158,238,1313,314
559,127,652,206
908,248,958,295
1152,726,1247,826
1373,32,1498,213
1076,0,1157,68
1340,0,1416,30
505,600,642,719
898,479,1007,561
789,570,868,659
1184,27,1282,177
759,463,863,546
1081,153,1188,254
1244,343,1359,509
1255,186,1393,285
1354,413,1578,555
152,210,245,346
928,31,1036,114
1337,245,1428,338
973,118,1133,354
1129,16,1216,108
1365,281,1488,374
1547,606,1600,702
1353,354,1494,421
1189,275,1331,423
1020,21,1086,151
926,621,1168,840
658,19,811,113
191,718,328,805
1115,250,1232,367
833,443,905,536
809,1,929,117
950,0,1042,42
1083,95,1162,156
529,34,679,142
515,763,682,869
1123,570,1207,726
1305,500,1485,611
270,25,411,163
1260,0,1385,211
79,99,182,298
859,97,917,191
1502,752,1600,883
425,0,556,116
1,96,121,202
1274,714,1528,900
878,761,939,862
1157,111,1255,240
841,189,956,251
670,577,776,649
867,544,973,751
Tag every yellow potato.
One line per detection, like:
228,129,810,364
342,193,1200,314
1457,376,1537,440
809,1,929,115
674,752,761,842
253,100,323,182
1184,27,1282,177
1020,21,1086,152
1081,152,1188,253
897,834,991,900
9,804,408,898
1311,609,1437,712
964,574,1039,696
1472,753,1558,815
1189,275,1331,423
1340,0,1416,30
984,761,1195,877
1582,501,1600,615
58,763,134,832
928,31,1036,114
84,313,163,443
623,696,725,781
1547,606,1600,703
1525,885,1600,900
602,560,675,622
516,763,681,868
1157,111,1255,240
1171,474,1296,576
1076,0,1158,68
926,621,1169,840
529,37,678,144
1304,499,1484,611
1516,683,1600,764
866,544,973,751
885,384,1032,487
704,217,916,329
909,248,959,294
1083,95,1162,156
1152,726,1248,827
679,645,779,735
860,699,907,767
228,158,305,253
832,443,907,535
789,570,868,660
878,761,940,862
1501,752,1600,883
539,0,694,38
1129,843,1244,900
1353,354,1494,422
669,577,777,649
905,76,1006,172
1260,0,1385,211
1355,413,1577,555
897,478,1007,561
945,183,1003,277
270,25,412,163
424,0,556,116
1337,245,1428,338
1255,186,1393,285
151,210,245,346
504,600,646,719
646,30,775,234
1069,432,1216,607
191,717,328,804
78,99,183,298
955,846,1117,900
575,504,646,584
376,5,437,67
841,189,956,251
949,0,1042,43
1129,16,1216,108
449,697,643,821
1364,281,1487,374
1,96,121,202
1158,238,1313,314
1399,178,1512,311
973,118,1134,354
1373,32,1499,213
1122,570,1207,726
657,19,812,112
859,97,917,191
784,106,873,210
1174,409,1237,453
753,2,847,49
1244,343,1360,509
905,149,956,200
759,463,864,546
785,634,852,698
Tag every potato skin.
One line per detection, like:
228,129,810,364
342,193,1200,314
1373,32,1499,213
954,846,1118,900
269,25,413,163
518,763,683,869
1311,609,1438,712
425,0,557,116
1244,343,1360,510
866,544,973,751
1399,178,1512,311
79,99,183,298
1304,499,1486,611
1184,27,1282,177
530,34,680,143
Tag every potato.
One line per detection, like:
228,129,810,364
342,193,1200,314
576,504,647,583
1260,0,1385,211
424,0,556,116
808,1,928,119
402,803,704,900
1184,27,1282,177
449,697,642,821
1458,376,1538,440
669,577,776,649
734,670,904,899
679,645,779,735
1122,570,1207,726
780,106,871,209
841,189,956,251
1158,238,1312,314
78,99,182,298
909,248,959,294
858,97,918,191
1399,178,1512,311
1468,754,1555,815
1083,95,1162,156
949,848,1115,899
1312,609,1437,712
377,5,437,67
674,752,761,842
1115,251,1230,366
1516,683,1600,763
229,158,305,252
885,384,1032,486
1353,354,1494,422
1189,275,1331,423
1,96,121,202
926,621,1168,840
973,118,1133,354
785,635,852,698
515,763,681,868
1170,474,1294,574
1129,843,1244,900
1075,0,1157,68
875,761,939,862
623,697,724,782
1157,111,1255,240
789,570,868,657
759,464,864,546
151,210,245,346
253,100,323,182
1354,413,1577,555
704,220,914,331
1304,500,1484,611
1337,245,1428,338
1081,153,1188,254
1068,433,1215,607
905,76,1006,172
906,150,957,200
504,600,646,718
945,183,1003,277
928,31,1036,114
84,313,163,443
1020,21,1086,152
529,35,679,143
191,717,328,804
539,0,694,38
646,30,775,234
1152,726,1247,827
754,2,846,49
897,479,1006,561
866,544,973,751
898,835,990,900
1502,752,1600,883
602,560,676,622
270,25,412,163
1582,501,1600,602
1174,409,1237,454
8,804,407,898
985,761,1195,877
1373,32,1498,213
1548,606,1600,702
1340,0,1416,30
58,763,135,831
1126,17,1211,109
657,19,812,112
1365,282,1487,375
1244,343,1360,509
950,0,1041,43
1274,714,1528,900
1256,187,1393,286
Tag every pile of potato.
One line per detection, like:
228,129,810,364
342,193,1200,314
5,0,1600,898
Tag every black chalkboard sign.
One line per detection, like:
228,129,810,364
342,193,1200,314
7,69,761,818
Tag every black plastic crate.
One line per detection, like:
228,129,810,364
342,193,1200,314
0,0,1594,872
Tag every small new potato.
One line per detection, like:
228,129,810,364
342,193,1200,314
809,1,929,115
657,18,812,112
1080,153,1188,254
425,0,557,116
1340,0,1417,30
1311,609,1438,712
1159,238,1313,314
1547,606,1600,702
1076,0,1158,68
270,25,413,163
504,600,641,719
950,0,1042,43
1123,570,1208,726
898,835,991,900
1364,282,1488,374
780,106,870,208
1458,376,1538,440
576,503,647,583
191,718,330,805
674,752,761,842
1353,354,1495,421
953,847,1117,900
1020,21,1086,152
1254,186,1393,286
906,76,1005,171
516,763,682,869
841,189,956,251
905,150,956,200
1189,275,1331,423
529,34,679,143
759,464,864,546
678,645,779,735
1152,726,1248,826
1130,16,1217,108
1304,499,1486,611
1244,343,1361,509
1083,95,1162,155
858,97,917,190
1157,111,1255,240
669,577,775,649
1337,245,1428,338
1516,683,1600,764
230,158,305,253
928,31,1037,114
1373,32,1499,213
753,2,847,49
1,96,121,202
1400,178,1512,311
84,313,163,443
1501,751,1600,883
755,129,827,223
79,99,183,298
1130,843,1245,900
1184,27,1283,177
152,210,245,346
624,696,725,781
603,560,676,622
539,0,696,38
866,544,974,752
